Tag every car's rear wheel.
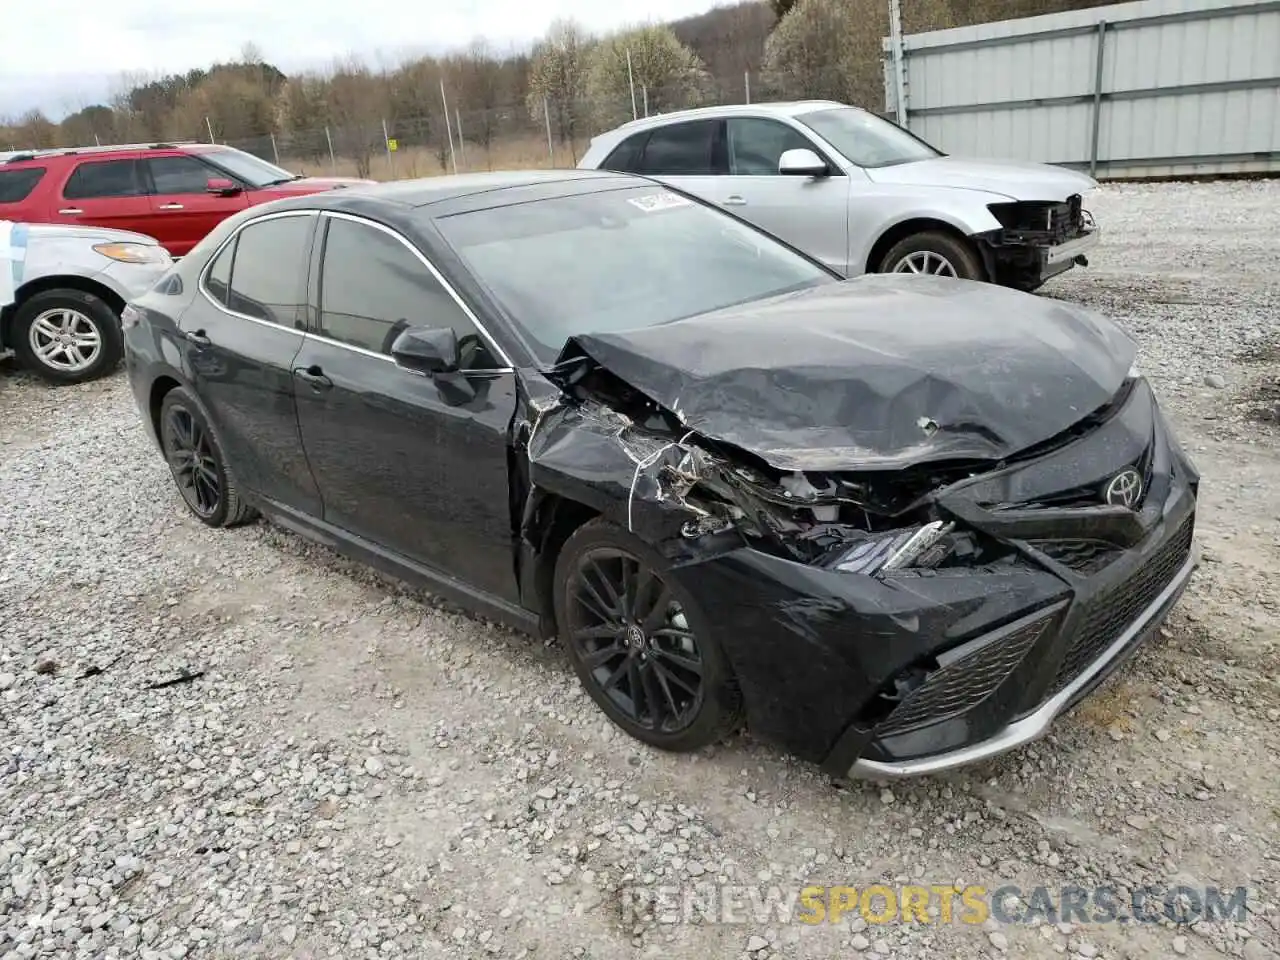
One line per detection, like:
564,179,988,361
158,387,257,528
553,518,742,752
878,230,985,282
11,289,122,385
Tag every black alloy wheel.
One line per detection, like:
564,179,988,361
158,387,257,528
555,519,742,751
163,403,220,518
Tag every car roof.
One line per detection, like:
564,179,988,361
0,141,214,166
592,100,853,141
273,169,647,215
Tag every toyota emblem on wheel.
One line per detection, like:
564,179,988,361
1103,468,1144,508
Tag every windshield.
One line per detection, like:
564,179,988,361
435,186,836,363
796,107,942,168
201,148,299,187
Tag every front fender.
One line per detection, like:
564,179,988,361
847,187,1009,277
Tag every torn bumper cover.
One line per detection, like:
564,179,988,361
977,195,1100,287
523,276,1199,777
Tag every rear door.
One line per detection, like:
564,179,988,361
52,156,153,234
291,212,521,603
721,117,850,274
143,153,250,256
179,210,322,516
627,119,725,207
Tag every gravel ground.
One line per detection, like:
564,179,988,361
2,180,1278,960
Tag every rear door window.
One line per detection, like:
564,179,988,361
218,214,314,327
634,120,720,176
0,168,46,203
62,159,145,199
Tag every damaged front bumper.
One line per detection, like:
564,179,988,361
977,196,1100,289
850,536,1197,778
529,348,1198,778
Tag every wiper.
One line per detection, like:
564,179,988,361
260,175,304,186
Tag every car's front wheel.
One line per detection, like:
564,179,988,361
878,230,986,282
158,387,258,528
11,289,122,385
553,518,743,752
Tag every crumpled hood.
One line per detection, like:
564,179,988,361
866,157,1096,201
557,275,1136,472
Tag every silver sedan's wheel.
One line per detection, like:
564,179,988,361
891,250,958,277
27,307,103,374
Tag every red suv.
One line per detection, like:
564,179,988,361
0,142,374,257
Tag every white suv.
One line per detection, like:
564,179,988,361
1,220,172,384
578,100,1100,292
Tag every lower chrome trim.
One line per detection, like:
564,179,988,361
850,539,1199,779
1044,227,1101,264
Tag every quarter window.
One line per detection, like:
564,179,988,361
601,134,646,173
0,168,46,203
317,217,500,368
63,159,144,199
205,238,235,307
218,215,312,327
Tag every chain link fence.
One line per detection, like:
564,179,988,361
202,77,808,181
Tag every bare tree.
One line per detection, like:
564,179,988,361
451,38,507,168
325,58,391,178
526,18,594,162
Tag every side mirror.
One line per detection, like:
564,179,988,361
206,177,241,196
778,148,829,178
390,326,460,375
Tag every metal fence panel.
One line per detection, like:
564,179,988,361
883,0,1280,179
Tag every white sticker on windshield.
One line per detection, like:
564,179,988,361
627,193,693,213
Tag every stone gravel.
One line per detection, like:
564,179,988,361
2,180,1279,960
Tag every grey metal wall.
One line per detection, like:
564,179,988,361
882,0,1280,179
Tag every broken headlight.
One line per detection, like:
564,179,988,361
829,520,956,575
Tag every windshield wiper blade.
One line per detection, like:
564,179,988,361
260,175,304,186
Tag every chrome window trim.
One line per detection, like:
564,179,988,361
196,209,315,334
317,210,516,371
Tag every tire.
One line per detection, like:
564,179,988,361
12,289,123,385
158,386,258,528
553,518,743,752
877,230,986,282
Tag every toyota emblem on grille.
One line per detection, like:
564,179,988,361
1103,468,1143,508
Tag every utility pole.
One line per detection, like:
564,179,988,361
888,0,909,127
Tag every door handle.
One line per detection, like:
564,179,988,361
723,195,747,206
184,329,211,347
293,365,333,390
58,208,84,215
159,203,184,210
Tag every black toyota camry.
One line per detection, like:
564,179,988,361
122,169,1200,779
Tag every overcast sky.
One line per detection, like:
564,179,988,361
2,0,729,119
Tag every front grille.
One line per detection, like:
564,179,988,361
878,614,1055,736
1027,538,1122,576
988,196,1084,244
1049,516,1195,694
